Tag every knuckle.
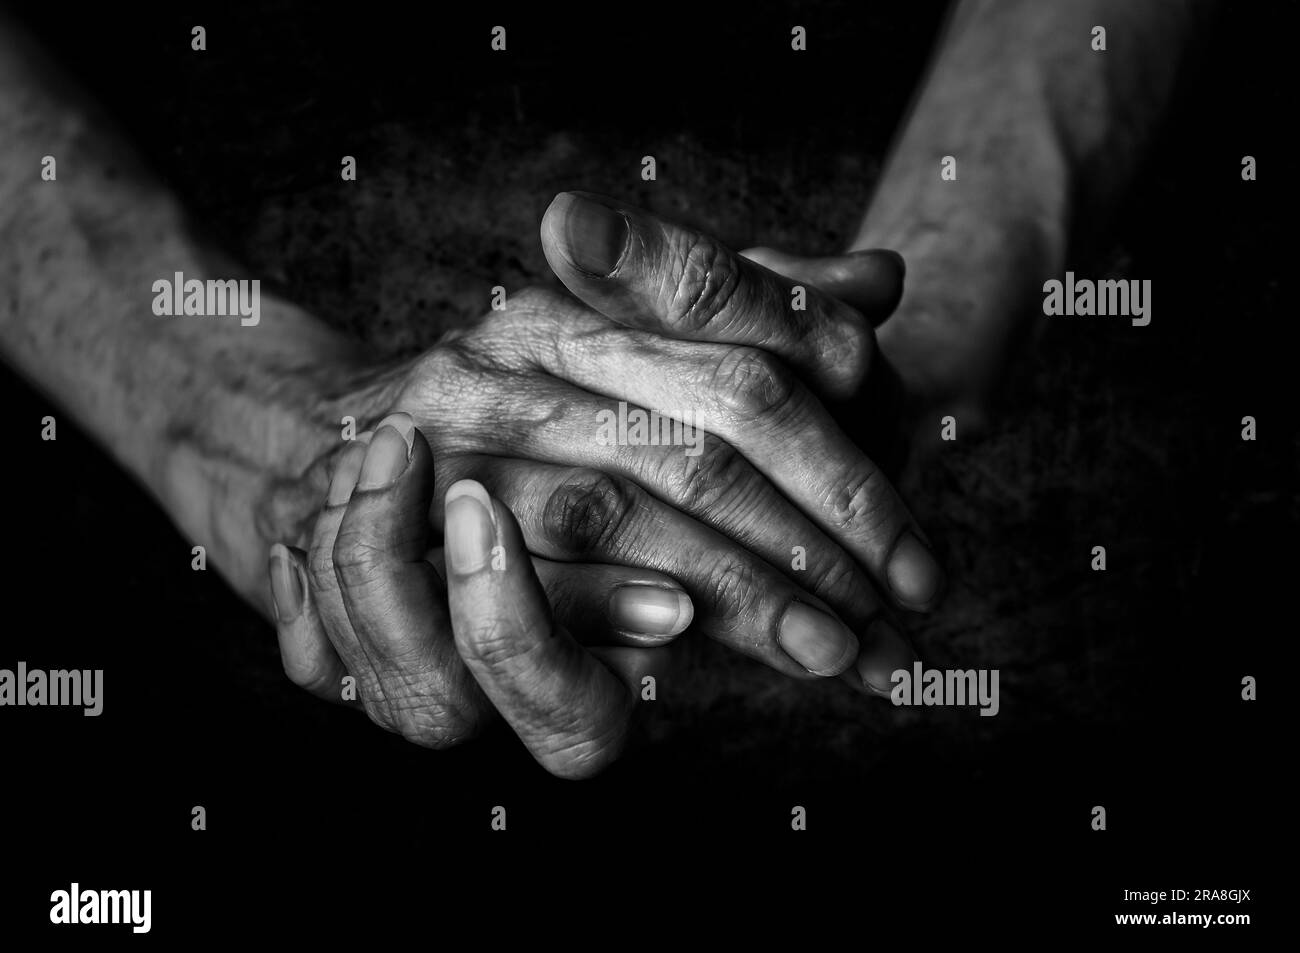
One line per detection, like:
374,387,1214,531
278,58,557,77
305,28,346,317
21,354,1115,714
840,326,876,394
707,346,795,422
827,467,895,538
405,347,517,454
664,440,752,515
405,335,501,413
668,234,741,333
469,287,562,349
306,540,341,595
426,338,478,379
331,526,390,592
806,553,862,604
460,615,544,672
705,550,764,633
399,343,479,411
541,469,637,557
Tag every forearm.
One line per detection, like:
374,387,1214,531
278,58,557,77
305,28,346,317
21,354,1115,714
850,0,1211,416
0,21,397,607
858,0,1210,254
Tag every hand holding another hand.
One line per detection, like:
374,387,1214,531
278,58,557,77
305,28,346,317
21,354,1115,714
267,192,948,772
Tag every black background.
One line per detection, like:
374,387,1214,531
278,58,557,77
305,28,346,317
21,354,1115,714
1,0,1290,938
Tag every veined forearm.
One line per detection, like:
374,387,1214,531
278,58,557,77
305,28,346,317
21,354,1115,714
0,20,387,604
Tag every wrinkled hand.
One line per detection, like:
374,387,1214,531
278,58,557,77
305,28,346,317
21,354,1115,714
539,192,946,689
274,306,925,691
266,191,942,740
269,413,670,777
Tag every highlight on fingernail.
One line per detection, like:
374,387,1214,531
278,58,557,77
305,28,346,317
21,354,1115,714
357,425,411,489
609,584,694,637
374,412,416,458
444,479,497,575
327,445,367,506
269,542,304,622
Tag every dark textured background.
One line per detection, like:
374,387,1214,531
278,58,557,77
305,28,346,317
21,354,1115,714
3,0,1291,924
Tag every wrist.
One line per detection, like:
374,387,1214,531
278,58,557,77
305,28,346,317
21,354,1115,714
859,125,1069,438
156,312,407,608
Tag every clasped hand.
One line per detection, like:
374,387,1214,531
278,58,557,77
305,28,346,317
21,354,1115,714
266,192,944,778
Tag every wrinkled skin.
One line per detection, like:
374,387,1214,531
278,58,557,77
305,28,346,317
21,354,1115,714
267,194,945,771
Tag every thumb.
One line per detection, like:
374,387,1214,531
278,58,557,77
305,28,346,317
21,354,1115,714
739,246,906,326
444,479,659,779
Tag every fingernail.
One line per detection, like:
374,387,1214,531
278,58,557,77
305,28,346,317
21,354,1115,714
857,618,918,696
609,585,694,636
778,602,858,676
375,412,416,456
558,193,628,277
327,446,366,506
269,543,303,622
887,530,944,608
357,426,410,489
445,479,496,574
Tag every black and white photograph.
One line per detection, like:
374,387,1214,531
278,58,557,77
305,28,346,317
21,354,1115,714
0,0,1286,939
